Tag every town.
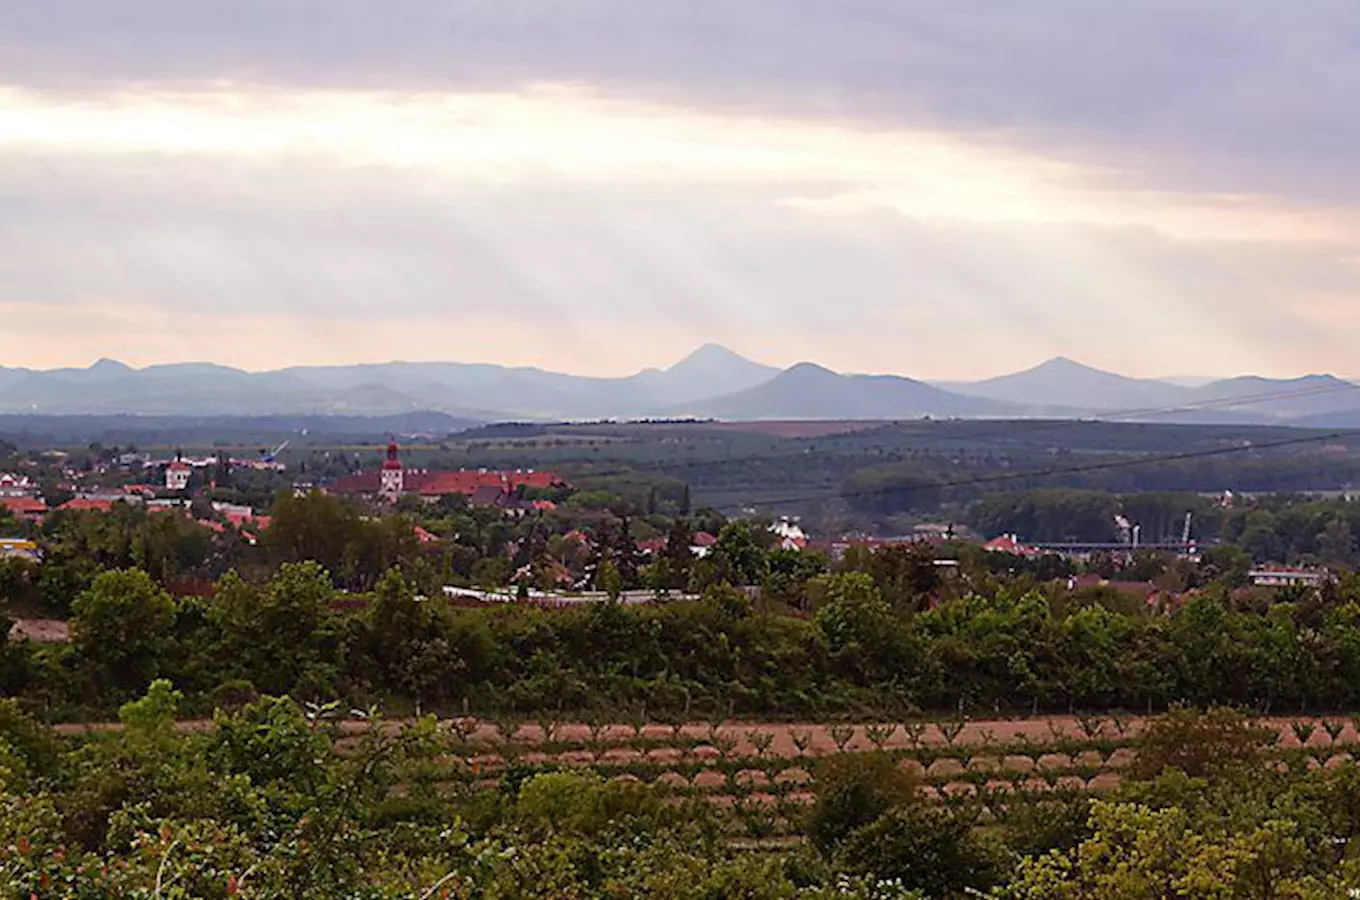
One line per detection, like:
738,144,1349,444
6,0,1360,893
0,430,1343,628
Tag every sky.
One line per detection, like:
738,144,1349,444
2,1,1359,380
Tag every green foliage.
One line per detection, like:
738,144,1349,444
702,583,754,620
1009,801,1347,899
514,769,663,837
264,490,419,590
808,752,919,855
835,802,1003,898
712,521,770,586
1133,706,1267,780
70,568,177,694
813,573,893,653
118,678,182,737
0,698,61,784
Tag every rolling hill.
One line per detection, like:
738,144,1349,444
673,362,1016,420
4,348,1358,425
941,357,1192,411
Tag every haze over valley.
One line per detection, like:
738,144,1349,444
4,345,1360,425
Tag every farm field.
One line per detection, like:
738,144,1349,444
55,713,1360,841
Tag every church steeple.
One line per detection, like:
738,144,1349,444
379,438,404,502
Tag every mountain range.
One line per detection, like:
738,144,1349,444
4,346,1360,427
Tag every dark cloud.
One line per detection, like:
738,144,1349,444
3,1,1358,201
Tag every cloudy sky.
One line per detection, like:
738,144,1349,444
2,1,1358,379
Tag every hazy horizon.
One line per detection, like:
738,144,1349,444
3,2,1359,379
3,344,1348,386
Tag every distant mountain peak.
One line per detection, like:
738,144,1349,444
1029,356,1113,375
948,355,1191,411
667,343,759,371
89,358,133,374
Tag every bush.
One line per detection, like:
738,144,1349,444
835,803,1003,898
808,752,919,855
1134,706,1267,780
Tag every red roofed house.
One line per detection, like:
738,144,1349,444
637,537,667,556
331,440,568,507
983,534,1041,557
1,496,47,521
691,531,719,558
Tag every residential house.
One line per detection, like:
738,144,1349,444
691,531,719,558
1,496,47,522
0,473,35,496
982,534,1041,557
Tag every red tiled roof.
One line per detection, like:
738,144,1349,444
413,525,439,544
59,498,118,513
692,532,719,547
1,496,47,516
469,484,509,507
983,535,1038,556
331,468,568,497
221,509,262,529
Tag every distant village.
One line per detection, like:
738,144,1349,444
0,437,1331,610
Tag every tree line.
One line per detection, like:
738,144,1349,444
10,552,1360,720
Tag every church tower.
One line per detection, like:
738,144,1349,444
379,439,404,503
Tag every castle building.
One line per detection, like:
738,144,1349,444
331,440,566,509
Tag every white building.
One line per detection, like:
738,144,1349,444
1249,569,1327,588
770,517,809,551
0,473,35,497
165,461,192,492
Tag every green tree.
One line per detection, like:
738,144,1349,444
808,751,919,855
1010,801,1341,900
712,521,768,586
835,802,1001,898
1133,706,1266,780
70,568,177,694
813,572,893,654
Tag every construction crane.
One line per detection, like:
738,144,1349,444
260,440,290,463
